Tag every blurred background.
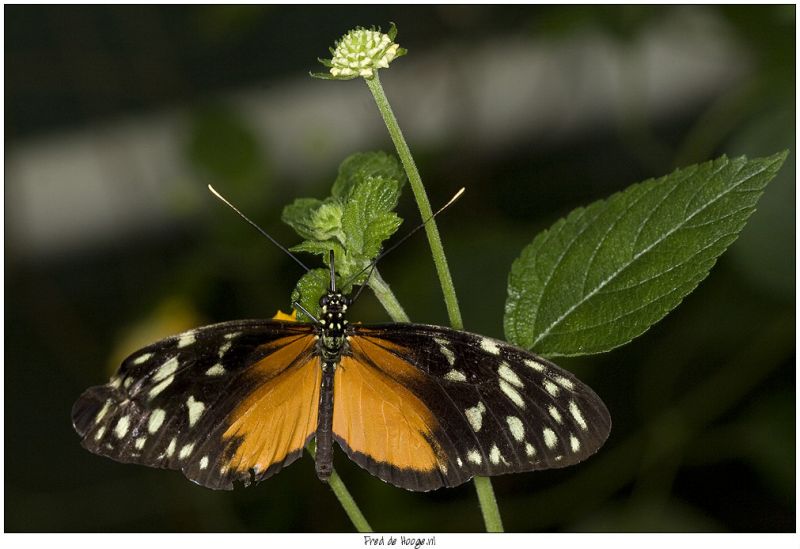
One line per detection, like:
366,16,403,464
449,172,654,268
5,5,795,532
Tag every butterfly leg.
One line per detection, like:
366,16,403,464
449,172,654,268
315,361,336,482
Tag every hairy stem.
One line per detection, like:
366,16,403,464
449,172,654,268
367,267,410,323
473,476,504,532
365,73,463,330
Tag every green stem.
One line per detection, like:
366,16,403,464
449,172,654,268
306,442,373,532
364,72,503,533
367,268,410,322
365,73,463,331
473,476,505,532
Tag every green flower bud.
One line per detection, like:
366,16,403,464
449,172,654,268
313,24,406,80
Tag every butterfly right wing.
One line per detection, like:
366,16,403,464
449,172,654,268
71,320,321,490
333,323,610,491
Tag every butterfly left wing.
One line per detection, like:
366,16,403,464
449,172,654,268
72,320,320,490
333,323,611,491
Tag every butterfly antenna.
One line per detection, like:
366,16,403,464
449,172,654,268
349,261,377,304
208,185,311,273
344,187,465,295
328,249,336,292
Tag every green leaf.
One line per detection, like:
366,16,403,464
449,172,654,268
504,152,788,356
282,198,344,243
291,268,330,322
290,240,346,265
341,175,404,259
332,151,405,200
283,151,406,298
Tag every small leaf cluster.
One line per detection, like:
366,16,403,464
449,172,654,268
282,151,407,319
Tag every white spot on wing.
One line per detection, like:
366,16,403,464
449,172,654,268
200,456,209,470
543,380,560,397
114,416,130,439
466,449,482,465
218,341,232,357
177,332,196,348
205,363,226,376
166,438,177,457
506,416,525,441
444,369,466,382
489,445,502,465
186,396,206,427
439,346,456,365
456,457,463,467
135,437,146,450
179,443,194,460
480,338,501,355
148,409,166,434
499,379,525,408
553,375,575,390
224,332,241,340
132,353,153,365
94,426,106,441
153,356,179,382
434,338,456,365
148,376,174,400
570,434,580,453
525,442,536,457
465,401,486,432
498,362,523,388
95,399,112,423
543,428,558,449
524,358,546,372
569,400,588,430
548,406,563,424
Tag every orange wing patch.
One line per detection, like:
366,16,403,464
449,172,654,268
333,337,445,475
222,335,320,476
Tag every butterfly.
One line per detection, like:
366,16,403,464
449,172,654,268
72,249,611,492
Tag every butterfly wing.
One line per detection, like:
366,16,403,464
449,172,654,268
333,323,611,491
72,320,320,490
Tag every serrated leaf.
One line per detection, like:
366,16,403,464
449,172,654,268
281,198,344,242
332,151,405,200
362,212,403,259
289,240,346,264
282,151,406,301
341,176,404,260
504,152,788,356
291,268,331,322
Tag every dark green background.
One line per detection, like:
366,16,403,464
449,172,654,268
5,5,795,532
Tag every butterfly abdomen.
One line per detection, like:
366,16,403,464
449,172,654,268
315,362,336,481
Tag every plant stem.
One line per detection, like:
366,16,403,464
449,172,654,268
473,476,504,532
306,442,373,532
367,267,410,322
365,73,463,331
364,72,503,533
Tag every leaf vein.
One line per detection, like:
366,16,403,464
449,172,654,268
531,160,770,347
